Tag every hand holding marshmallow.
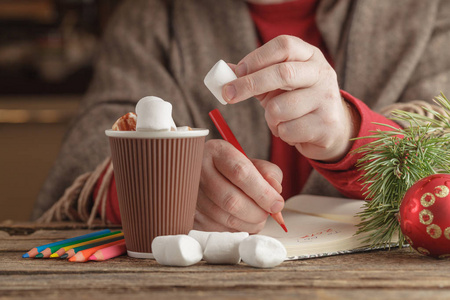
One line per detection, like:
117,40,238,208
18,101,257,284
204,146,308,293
204,35,359,163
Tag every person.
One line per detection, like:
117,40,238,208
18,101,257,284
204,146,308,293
33,0,450,234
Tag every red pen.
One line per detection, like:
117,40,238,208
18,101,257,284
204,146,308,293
209,109,288,232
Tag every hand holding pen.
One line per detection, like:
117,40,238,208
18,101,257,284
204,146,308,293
193,109,287,233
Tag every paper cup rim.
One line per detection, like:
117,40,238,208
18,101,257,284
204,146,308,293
105,128,209,139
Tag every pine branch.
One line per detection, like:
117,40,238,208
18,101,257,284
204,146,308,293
353,93,450,248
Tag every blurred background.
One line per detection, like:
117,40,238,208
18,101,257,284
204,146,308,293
0,0,121,222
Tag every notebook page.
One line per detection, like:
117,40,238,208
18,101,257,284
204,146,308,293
284,195,366,224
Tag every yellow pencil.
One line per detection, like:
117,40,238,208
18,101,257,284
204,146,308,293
50,232,124,258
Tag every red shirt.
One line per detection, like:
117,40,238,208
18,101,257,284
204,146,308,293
248,0,326,199
96,0,401,224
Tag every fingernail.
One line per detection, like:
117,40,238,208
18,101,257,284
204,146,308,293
224,84,236,101
270,200,284,214
235,63,247,77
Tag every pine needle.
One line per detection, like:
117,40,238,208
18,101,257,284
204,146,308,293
352,93,450,248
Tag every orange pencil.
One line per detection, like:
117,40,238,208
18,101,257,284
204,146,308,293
62,235,122,259
51,231,123,258
88,240,127,261
22,229,111,258
69,239,125,262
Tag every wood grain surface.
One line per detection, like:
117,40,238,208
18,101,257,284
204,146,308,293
1,223,450,300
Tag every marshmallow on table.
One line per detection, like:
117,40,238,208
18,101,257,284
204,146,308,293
188,230,217,252
135,96,177,131
151,235,202,267
239,235,287,268
203,232,249,265
204,60,237,105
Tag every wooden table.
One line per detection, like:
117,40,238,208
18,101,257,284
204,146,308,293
2,223,450,300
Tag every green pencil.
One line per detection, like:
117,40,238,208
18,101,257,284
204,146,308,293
22,229,111,258
35,230,122,258
61,235,125,259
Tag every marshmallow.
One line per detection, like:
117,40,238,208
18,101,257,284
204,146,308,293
188,230,216,252
151,235,202,267
239,235,286,268
135,96,177,131
203,232,249,265
204,60,237,105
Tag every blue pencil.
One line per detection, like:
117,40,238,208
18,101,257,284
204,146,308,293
22,229,111,258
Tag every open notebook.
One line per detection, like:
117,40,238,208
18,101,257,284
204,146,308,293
259,195,399,260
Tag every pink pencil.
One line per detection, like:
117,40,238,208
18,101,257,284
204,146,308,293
88,240,127,261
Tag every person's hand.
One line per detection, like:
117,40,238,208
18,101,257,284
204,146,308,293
223,35,359,162
194,139,284,233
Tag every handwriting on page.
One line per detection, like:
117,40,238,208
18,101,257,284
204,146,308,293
297,228,341,242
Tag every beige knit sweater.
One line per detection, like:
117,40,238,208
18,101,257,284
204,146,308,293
32,0,450,220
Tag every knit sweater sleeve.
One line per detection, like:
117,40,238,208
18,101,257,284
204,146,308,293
307,90,402,199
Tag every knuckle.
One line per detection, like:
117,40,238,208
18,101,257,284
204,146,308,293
277,123,294,143
323,90,336,102
222,193,242,216
243,76,258,94
318,63,336,82
254,185,273,207
265,100,281,121
202,140,219,167
204,139,219,154
325,109,340,125
303,130,316,143
327,66,337,80
323,138,335,150
311,45,322,58
285,123,312,144
277,63,297,86
226,215,242,230
252,51,266,67
231,160,251,184
317,133,336,151
276,35,294,52
205,139,230,159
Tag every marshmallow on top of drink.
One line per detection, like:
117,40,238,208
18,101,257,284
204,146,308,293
112,96,191,132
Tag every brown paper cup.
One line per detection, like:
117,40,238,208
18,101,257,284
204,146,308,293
105,129,209,258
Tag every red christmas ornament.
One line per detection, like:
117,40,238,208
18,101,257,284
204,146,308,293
399,174,450,258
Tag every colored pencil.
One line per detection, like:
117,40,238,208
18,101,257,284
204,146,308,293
35,230,122,258
50,231,124,258
69,239,125,262
209,109,288,232
88,240,127,261
22,229,111,258
62,235,124,259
